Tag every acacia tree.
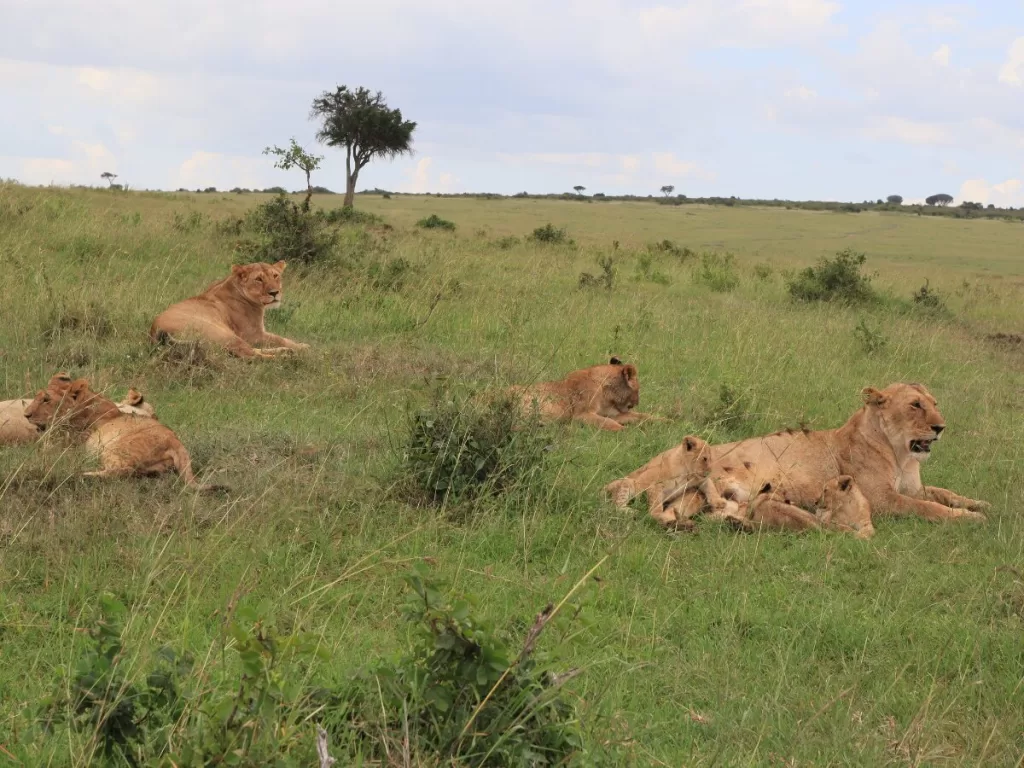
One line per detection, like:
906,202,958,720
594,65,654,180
886,195,903,205
925,193,953,206
263,139,323,211
573,185,585,196
100,171,118,188
661,185,675,196
310,86,417,209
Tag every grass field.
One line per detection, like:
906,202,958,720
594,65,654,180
1,182,1023,766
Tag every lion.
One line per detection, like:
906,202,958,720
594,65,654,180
612,383,988,527
23,374,223,491
149,260,309,358
724,475,875,539
1,379,155,445
511,358,656,431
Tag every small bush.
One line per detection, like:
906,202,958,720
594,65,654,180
417,213,457,231
786,248,876,304
853,318,888,356
579,256,616,291
634,252,670,285
329,564,587,765
649,239,695,262
171,210,207,233
494,235,520,250
401,392,549,506
529,223,573,245
694,252,740,293
318,205,388,228
912,279,947,313
367,257,415,292
752,262,774,281
42,302,115,342
245,193,338,265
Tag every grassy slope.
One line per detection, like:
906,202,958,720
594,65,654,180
1,184,1022,765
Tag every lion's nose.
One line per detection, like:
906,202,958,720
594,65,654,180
932,425,945,436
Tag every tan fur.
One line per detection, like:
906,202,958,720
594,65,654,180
603,435,712,526
725,475,875,539
149,260,309,358
511,358,656,431
611,383,988,528
23,375,221,491
1,377,155,445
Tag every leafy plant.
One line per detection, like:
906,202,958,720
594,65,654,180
417,213,457,231
911,279,946,313
786,249,876,304
752,262,774,281
326,563,588,765
579,256,616,291
367,256,415,291
634,252,670,285
244,193,339,265
648,239,694,262
529,223,572,245
171,210,208,233
853,318,888,356
694,252,740,293
493,235,520,250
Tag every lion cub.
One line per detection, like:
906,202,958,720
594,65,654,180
149,260,309,359
512,358,656,431
1,383,154,445
603,435,712,526
726,475,875,539
24,374,222,491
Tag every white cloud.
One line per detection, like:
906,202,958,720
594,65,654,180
931,44,950,67
652,152,716,181
784,86,818,101
958,178,1024,207
497,152,610,169
998,37,1024,86
3,139,117,186
174,151,267,190
397,156,461,193
864,116,951,146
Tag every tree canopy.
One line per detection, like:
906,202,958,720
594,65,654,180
925,193,953,206
264,139,323,210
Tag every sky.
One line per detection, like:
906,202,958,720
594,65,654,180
1,0,1023,205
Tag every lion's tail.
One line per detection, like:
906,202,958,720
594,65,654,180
173,444,230,494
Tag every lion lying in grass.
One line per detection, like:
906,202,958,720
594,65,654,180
1,382,154,445
23,374,223,492
511,358,657,431
607,382,988,529
149,260,309,359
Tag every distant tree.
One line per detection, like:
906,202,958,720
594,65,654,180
886,195,903,205
987,203,996,209
925,193,953,206
310,85,417,209
661,185,675,196
264,138,324,211
573,185,586,196
100,171,118,188
203,187,217,193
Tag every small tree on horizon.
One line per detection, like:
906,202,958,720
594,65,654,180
887,195,903,205
573,185,586,196
310,85,417,209
661,185,675,197
263,139,323,211
100,171,118,188
925,193,953,206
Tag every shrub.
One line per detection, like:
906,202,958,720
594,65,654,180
853,318,887,356
579,256,616,290
367,257,415,292
493,235,520,250
786,248,876,304
401,392,549,506
752,262,774,281
912,279,946,312
42,301,115,342
694,252,740,293
317,205,387,228
529,223,572,245
649,239,695,262
171,210,207,232
327,564,587,765
244,193,338,265
417,213,457,231
634,252,670,285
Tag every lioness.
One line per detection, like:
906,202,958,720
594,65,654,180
725,475,875,539
24,374,222,491
512,358,656,431
613,383,988,527
149,260,309,358
1,380,154,445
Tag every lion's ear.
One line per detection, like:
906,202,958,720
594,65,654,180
609,356,622,366
68,379,89,400
684,436,697,451
621,365,638,384
838,476,852,492
231,264,245,277
126,388,144,406
862,387,887,406
274,260,286,272
760,482,773,495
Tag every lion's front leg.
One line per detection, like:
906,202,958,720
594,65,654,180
614,411,664,426
880,491,986,522
922,486,990,512
259,332,310,351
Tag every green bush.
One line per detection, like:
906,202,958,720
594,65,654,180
401,392,550,506
579,256,616,290
327,564,588,765
853,318,888,356
493,235,521,250
694,252,740,293
244,193,339,265
911,279,947,313
786,248,876,304
417,213,457,231
529,223,573,245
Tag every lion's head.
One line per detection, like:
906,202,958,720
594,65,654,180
818,475,875,539
862,382,945,462
24,374,92,432
121,388,156,418
231,260,287,309
605,359,640,412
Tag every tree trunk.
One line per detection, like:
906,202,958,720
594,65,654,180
303,169,312,212
344,173,357,209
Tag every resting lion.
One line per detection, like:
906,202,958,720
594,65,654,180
610,382,989,527
724,475,875,539
149,260,309,358
1,381,154,445
511,358,656,431
24,374,222,491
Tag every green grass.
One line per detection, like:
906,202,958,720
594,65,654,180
1,182,1023,766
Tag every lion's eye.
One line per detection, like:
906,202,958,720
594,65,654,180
911,400,922,409
256,276,263,283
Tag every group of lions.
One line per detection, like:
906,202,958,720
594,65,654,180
2,260,990,537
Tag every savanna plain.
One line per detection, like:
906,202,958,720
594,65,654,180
1,182,1023,766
